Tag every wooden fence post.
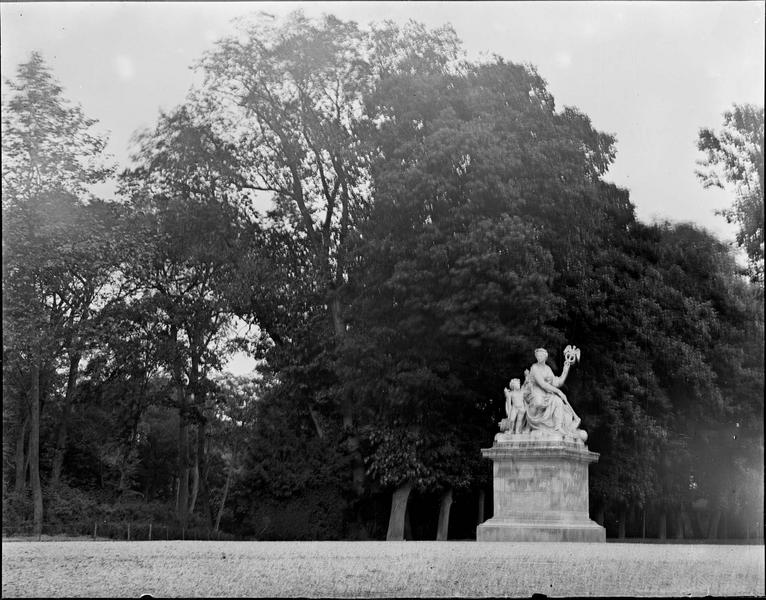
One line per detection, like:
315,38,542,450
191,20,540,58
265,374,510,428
149,523,152,541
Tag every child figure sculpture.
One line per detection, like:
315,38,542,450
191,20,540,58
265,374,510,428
503,378,526,434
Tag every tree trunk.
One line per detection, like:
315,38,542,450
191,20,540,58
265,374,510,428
658,511,667,539
50,351,80,488
436,488,453,541
674,510,685,539
386,481,413,541
721,510,728,540
642,507,646,538
348,433,365,497
14,414,29,494
196,419,213,528
29,361,43,537
681,511,694,539
618,507,627,539
188,452,199,516
173,323,189,527
214,456,235,532
118,426,139,495
24,451,31,487
177,388,190,528
330,292,346,341
694,509,710,538
118,459,130,494
477,489,485,526
404,504,413,540
308,407,324,439
188,337,213,528
707,509,721,539
331,294,365,497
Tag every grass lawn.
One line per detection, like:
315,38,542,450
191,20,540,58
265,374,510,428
2,539,764,597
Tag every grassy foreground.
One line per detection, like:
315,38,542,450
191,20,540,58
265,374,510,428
2,539,764,597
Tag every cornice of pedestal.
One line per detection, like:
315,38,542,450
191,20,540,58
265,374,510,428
480,439,600,463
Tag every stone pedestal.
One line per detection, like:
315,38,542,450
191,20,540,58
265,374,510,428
476,436,605,542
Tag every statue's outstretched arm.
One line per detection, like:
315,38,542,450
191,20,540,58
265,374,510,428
552,362,571,388
553,346,580,387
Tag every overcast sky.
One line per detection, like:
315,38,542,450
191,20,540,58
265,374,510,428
2,1,764,243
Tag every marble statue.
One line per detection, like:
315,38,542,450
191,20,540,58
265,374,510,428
481,345,604,542
495,345,587,444
503,378,526,434
524,346,586,442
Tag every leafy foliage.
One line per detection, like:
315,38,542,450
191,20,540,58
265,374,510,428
2,21,763,541
697,104,764,281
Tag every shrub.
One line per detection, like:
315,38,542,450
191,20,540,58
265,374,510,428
43,483,99,527
2,489,32,534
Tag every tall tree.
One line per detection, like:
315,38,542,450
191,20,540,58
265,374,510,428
697,103,764,282
567,213,763,534
119,105,256,528
347,55,616,536
198,15,474,528
197,11,379,495
2,52,114,534
207,374,260,532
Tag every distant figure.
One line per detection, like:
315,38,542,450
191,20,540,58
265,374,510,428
504,378,526,434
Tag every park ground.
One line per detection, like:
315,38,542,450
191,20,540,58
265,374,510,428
2,539,764,597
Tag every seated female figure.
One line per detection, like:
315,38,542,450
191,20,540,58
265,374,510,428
523,347,585,441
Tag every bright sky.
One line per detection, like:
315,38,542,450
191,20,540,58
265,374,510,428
2,1,764,373
3,1,763,234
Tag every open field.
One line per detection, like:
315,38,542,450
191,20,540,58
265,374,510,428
3,540,764,598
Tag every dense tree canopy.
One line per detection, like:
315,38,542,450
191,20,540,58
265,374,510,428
2,52,118,535
2,14,763,542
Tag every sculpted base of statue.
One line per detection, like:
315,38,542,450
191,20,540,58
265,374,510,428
494,345,587,445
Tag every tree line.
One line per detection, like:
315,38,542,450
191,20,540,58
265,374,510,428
3,12,763,541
